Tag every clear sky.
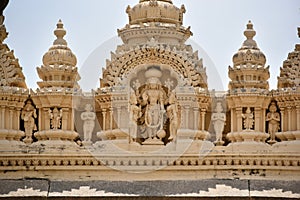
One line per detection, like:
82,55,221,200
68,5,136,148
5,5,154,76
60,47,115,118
4,0,300,91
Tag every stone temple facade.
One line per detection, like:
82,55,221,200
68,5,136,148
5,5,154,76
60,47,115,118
0,0,299,199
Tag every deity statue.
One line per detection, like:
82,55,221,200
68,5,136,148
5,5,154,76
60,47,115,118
49,107,62,129
140,68,166,144
211,102,226,145
266,102,280,144
166,92,179,141
81,104,96,143
129,92,141,143
242,107,254,130
21,100,37,144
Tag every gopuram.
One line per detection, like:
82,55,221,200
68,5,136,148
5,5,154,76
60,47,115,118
0,0,299,199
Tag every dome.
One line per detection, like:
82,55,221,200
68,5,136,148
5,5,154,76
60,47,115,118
42,20,77,67
126,0,186,25
232,21,266,67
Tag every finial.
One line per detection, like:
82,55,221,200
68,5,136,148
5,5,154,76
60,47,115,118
244,20,256,40
298,27,300,38
139,0,173,3
53,19,67,46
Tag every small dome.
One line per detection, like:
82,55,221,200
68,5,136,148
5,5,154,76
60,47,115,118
126,0,185,25
232,21,266,67
42,20,77,67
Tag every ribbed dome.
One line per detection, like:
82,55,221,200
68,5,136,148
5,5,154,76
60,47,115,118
232,21,266,67
42,20,77,67
126,0,185,25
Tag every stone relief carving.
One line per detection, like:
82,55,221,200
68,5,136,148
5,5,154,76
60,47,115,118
266,102,280,144
211,102,226,145
21,100,37,144
242,107,254,130
81,104,96,143
129,92,141,143
49,107,62,129
166,92,179,141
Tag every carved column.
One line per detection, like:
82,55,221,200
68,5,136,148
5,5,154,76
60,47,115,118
193,108,199,130
0,106,5,129
231,109,234,132
9,107,13,129
254,107,261,132
16,108,21,130
109,107,113,130
287,107,292,131
44,108,50,130
61,108,68,130
262,108,266,133
280,109,285,132
185,106,190,129
102,108,107,131
296,106,300,130
117,106,121,129
236,107,242,132
200,109,206,131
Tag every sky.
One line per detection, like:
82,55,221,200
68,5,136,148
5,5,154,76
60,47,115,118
4,0,300,91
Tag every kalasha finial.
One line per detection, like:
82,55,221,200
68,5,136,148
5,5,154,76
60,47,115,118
53,19,67,46
244,20,256,40
0,0,9,15
298,27,300,38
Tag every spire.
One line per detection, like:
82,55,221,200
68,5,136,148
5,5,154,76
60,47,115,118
37,20,80,89
241,20,258,49
53,19,67,46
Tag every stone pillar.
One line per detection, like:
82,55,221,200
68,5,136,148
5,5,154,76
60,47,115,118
9,107,13,129
262,108,266,133
200,109,206,131
287,107,292,131
231,109,234,132
280,109,285,132
117,106,121,129
193,108,199,130
236,107,242,132
0,106,5,129
44,108,50,130
185,106,190,129
102,109,107,131
255,107,261,132
296,106,300,130
16,108,21,130
109,107,113,130
61,108,69,130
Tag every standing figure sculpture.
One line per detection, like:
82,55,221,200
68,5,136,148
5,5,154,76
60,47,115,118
266,102,280,144
211,102,226,145
141,77,166,140
21,101,37,144
49,107,62,129
81,104,96,143
129,93,141,143
242,107,254,130
167,92,179,142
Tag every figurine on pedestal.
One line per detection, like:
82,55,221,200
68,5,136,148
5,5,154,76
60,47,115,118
167,92,179,142
211,102,226,145
49,107,62,129
266,102,280,144
242,107,254,130
81,104,96,144
21,101,37,144
129,93,141,143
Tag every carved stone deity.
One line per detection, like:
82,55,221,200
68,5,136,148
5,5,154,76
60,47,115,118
81,104,96,143
211,102,226,145
266,102,280,144
141,77,166,140
166,92,179,141
242,107,254,130
49,107,62,129
21,101,37,144
129,93,141,143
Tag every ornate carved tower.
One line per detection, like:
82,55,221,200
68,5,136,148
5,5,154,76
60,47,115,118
226,21,271,148
31,20,80,149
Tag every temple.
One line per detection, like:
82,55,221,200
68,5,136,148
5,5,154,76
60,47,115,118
0,0,299,199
